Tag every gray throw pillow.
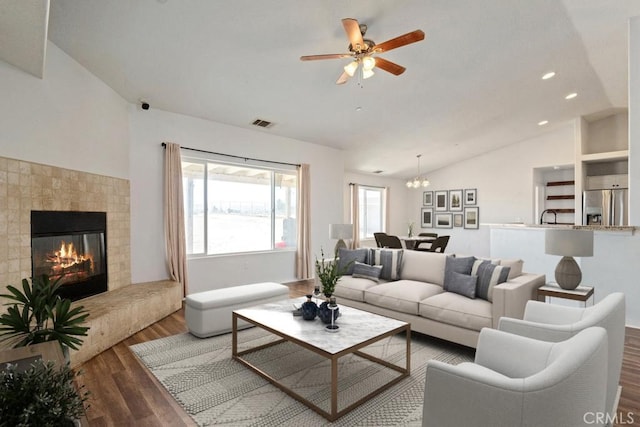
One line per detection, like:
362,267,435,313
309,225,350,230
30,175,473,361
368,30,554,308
471,260,511,301
351,261,383,282
368,248,403,280
443,256,476,292
446,271,478,298
337,248,368,275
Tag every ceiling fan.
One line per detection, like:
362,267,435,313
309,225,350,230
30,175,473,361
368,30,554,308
300,18,425,85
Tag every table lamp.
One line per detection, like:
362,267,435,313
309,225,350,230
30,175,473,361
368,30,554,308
545,229,594,290
330,224,353,253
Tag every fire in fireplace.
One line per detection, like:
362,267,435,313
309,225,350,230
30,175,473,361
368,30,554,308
31,211,108,301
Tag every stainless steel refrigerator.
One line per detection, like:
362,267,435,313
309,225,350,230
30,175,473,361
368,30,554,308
583,189,628,226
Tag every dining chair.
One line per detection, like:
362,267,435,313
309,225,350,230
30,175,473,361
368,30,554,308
373,232,387,248
379,234,403,249
418,232,438,238
415,232,438,249
416,235,449,252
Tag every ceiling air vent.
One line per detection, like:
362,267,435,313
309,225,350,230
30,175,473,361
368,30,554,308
251,118,274,129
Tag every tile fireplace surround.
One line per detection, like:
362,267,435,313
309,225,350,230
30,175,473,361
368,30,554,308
0,156,131,298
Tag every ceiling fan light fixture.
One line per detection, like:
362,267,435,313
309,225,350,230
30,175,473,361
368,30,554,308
344,61,359,77
362,56,376,71
362,68,375,79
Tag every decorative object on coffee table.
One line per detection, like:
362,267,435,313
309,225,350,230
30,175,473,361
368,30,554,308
544,229,594,290
318,297,340,324
315,248,347,297
325,296,339,332
301,295,318,320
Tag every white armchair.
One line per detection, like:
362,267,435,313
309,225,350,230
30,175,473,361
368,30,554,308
422,327,608,427
498,292,625,420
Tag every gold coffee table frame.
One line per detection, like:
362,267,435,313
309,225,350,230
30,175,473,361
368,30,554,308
232,301,410,422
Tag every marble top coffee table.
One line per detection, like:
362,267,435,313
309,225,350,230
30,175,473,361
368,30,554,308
232,298,411,421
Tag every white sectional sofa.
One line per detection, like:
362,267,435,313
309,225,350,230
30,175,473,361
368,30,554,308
322,248,545,348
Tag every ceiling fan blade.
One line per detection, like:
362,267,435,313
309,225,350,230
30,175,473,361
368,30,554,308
336,71,350,85
372,30,425,53
342,18,365,51
374,57,406,75
300,53,352,61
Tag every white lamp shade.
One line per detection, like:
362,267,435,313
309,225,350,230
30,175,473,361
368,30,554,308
545,229,594,257
330,224,353,240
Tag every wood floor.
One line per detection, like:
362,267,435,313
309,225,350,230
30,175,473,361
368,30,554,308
75,281,640,426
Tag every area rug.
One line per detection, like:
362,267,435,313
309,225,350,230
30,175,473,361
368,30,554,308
130,328,474,426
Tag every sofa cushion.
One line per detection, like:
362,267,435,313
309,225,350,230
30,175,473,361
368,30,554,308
443,256,476,291
400,250,447,286
419,292,492,331
364,280,443,315
369,248,403,280
472,260,511,302
338,248,369,275
333,275,382,302
499,258,524,279
445,271,477,299
352,261,383,282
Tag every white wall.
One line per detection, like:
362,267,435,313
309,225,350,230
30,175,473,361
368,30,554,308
630,16,640,226
128,108,344,293
407,124,576,256
0,42,129,179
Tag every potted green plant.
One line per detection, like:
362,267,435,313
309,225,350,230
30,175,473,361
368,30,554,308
315,248,351,324
314,248,346,298
0,275,90,358
0,357,89,426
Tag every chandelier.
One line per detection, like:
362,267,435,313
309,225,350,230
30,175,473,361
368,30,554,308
406,154,430,188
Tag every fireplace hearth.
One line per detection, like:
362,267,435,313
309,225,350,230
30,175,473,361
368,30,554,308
31,211,108,301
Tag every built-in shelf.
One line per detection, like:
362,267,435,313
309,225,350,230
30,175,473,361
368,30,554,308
546,180,575,187
581,150,629,163
547,195,575,200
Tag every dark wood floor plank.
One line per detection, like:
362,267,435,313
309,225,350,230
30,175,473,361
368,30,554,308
75,280,640,426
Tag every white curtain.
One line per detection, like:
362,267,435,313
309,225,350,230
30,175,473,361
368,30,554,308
350,183,360,248
163,142,188,296
384,186,390,232
295,163,311,279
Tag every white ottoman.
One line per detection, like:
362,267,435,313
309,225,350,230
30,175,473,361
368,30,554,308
185,282,289,338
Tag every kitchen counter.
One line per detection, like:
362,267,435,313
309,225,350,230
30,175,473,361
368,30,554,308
491,223,635,233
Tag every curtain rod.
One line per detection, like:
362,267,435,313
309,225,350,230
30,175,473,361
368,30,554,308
349,182,386,189
161,142,300,167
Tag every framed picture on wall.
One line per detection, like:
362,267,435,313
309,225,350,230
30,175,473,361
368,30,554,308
464,207,479,229
449,189,463,211
435,213,453,228
423,191,433,206
453,213,463,228
421,208,433,228
464,188,477,205
435,191,448,211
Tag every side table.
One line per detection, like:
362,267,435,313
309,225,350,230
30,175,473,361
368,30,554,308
536,282,594,307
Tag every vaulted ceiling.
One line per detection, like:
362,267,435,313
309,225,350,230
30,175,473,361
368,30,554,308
12,1,640,179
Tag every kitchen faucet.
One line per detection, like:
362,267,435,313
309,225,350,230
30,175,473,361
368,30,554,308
539,209,557,224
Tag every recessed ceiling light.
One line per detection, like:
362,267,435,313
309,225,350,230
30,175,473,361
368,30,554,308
565,92,578,100
542,72,556,80
355,106,363,112
538,120,549,126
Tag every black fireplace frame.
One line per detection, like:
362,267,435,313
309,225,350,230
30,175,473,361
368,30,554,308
31,211,108,301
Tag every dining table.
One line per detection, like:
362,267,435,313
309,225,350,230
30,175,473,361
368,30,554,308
399,235,436,250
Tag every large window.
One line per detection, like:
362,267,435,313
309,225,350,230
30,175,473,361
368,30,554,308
182,158,297,255
358,186,385,239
